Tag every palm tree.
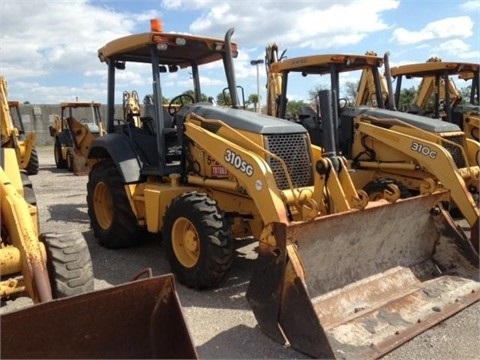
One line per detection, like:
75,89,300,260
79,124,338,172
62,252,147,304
248,94,259,112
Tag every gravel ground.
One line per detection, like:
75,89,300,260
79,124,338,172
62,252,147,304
1,147,479,359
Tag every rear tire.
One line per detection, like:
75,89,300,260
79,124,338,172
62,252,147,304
54,138,67,169
87,159,144,248
162,192,234,289
26,147,39,175
363,178,412,201
41,231,94,298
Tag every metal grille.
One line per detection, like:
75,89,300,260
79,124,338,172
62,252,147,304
442,135,466,168
264,133,313,190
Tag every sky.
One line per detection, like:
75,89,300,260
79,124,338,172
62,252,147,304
1,0,479,106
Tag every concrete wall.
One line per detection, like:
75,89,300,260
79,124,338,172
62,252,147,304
13,104,125,146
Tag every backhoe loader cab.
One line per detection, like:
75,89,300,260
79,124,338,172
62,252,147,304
390,60,480,142
50,101,104,173
266,51,480,252
86,20,480,359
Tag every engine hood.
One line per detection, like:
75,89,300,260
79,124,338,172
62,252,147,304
343,106,461,133
184,103,308,135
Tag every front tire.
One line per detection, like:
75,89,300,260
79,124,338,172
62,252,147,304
163,192,234,289
41,231,94,298
86,159,144,248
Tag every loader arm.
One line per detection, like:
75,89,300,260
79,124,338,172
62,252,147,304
0,163,52,303
184,115,290,225
66,116,98,159
16,132,36,169
356,120,480,242
184,113,366,222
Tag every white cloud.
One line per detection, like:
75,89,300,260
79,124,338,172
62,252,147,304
187,0,399,50
460,1,480,11
391,16,474,45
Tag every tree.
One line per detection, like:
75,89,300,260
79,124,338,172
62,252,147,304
344,81,358,100
459,85,472,104
286,100,308,119
308,84,329,103
248,94,259,112
143,94,169,104
216,91,231,106
398,86,417,110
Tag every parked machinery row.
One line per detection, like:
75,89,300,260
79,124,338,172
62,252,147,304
2,19,479,359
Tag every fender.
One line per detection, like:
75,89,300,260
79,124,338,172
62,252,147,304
88,133,142,184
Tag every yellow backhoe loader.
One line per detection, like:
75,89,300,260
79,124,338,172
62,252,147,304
390,58,480,142
265,46,479,253
1,74,197,358
49,101,105,174
1,147,197,359
0,76,38,175
83,19,480,359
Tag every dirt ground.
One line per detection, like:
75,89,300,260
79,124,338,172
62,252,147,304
2,147,479,359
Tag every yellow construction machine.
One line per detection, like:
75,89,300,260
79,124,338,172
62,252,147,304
1,75,197,359
0,147,95,304
1,147,197,359
82,19,480,358
265,46,479,252
1,76,38,175
390,58,480,142
2,75,93,304
49,101,105,174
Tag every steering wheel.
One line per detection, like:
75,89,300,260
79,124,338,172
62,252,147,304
168,94,195,116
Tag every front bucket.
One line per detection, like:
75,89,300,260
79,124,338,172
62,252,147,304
247,192,480,359
1,274,198,359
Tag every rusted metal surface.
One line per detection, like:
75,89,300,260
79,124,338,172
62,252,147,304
1,274,198,359
247,193,480,359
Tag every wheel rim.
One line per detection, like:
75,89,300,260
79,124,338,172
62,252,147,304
93,181,113,230
172,217,200,268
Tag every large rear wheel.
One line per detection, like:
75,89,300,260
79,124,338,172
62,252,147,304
86,159,144,248
41,231,94,298
163,192,234,289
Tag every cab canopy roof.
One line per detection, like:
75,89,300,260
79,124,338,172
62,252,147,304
60,102,102,108
270,54,383,75
390,62,480,78
8,101,20,108
97,31,238,68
